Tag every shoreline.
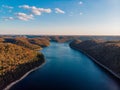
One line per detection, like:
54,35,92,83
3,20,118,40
3,61,46,90
82,50,120,79
70,46,120,80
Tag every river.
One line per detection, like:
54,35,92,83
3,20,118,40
10,42,120,90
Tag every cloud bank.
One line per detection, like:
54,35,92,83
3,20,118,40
1,4,66,21
19,5,52,15
16,12,34,21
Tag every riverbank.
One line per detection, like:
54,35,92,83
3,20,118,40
0,53,45,90
4,60,46,90
69,40,120,80
9,42,120,90
70,46,120,79
0,37,50,90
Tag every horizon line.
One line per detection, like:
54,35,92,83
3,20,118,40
0,34,120,36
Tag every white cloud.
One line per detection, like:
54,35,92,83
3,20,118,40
19,5,30,9
16,12,34,21
55,8,65,14
3,17,14,21
30,6,42,15
2,5,13,9
38,8,51,13
19,5,52,15
79,1,83,5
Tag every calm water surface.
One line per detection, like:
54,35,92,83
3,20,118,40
10,42,120,90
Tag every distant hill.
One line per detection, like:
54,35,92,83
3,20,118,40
40,36,120,42
28,38,50,47
4,37,50,50
4,37,42,50
70,40,120,78
1,35,120,43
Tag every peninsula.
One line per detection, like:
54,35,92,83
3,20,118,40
0,37,50,90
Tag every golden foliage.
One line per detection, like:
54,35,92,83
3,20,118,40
0,43,40,76
4,37,42,50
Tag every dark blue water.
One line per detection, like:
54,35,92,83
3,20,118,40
10,42,120,90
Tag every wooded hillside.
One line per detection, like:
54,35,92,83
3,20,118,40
0,37,46,89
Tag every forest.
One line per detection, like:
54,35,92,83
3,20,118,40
0,37,49,89
70,40,120,77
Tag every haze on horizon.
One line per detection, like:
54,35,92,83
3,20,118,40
0,0,120,35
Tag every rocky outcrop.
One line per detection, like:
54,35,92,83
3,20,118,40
70,40,120,77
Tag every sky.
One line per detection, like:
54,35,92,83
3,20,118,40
0,0,120,35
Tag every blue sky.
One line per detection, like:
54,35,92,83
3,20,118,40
0,0,120,35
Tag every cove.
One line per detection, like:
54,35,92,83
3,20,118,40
10,42,120,90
